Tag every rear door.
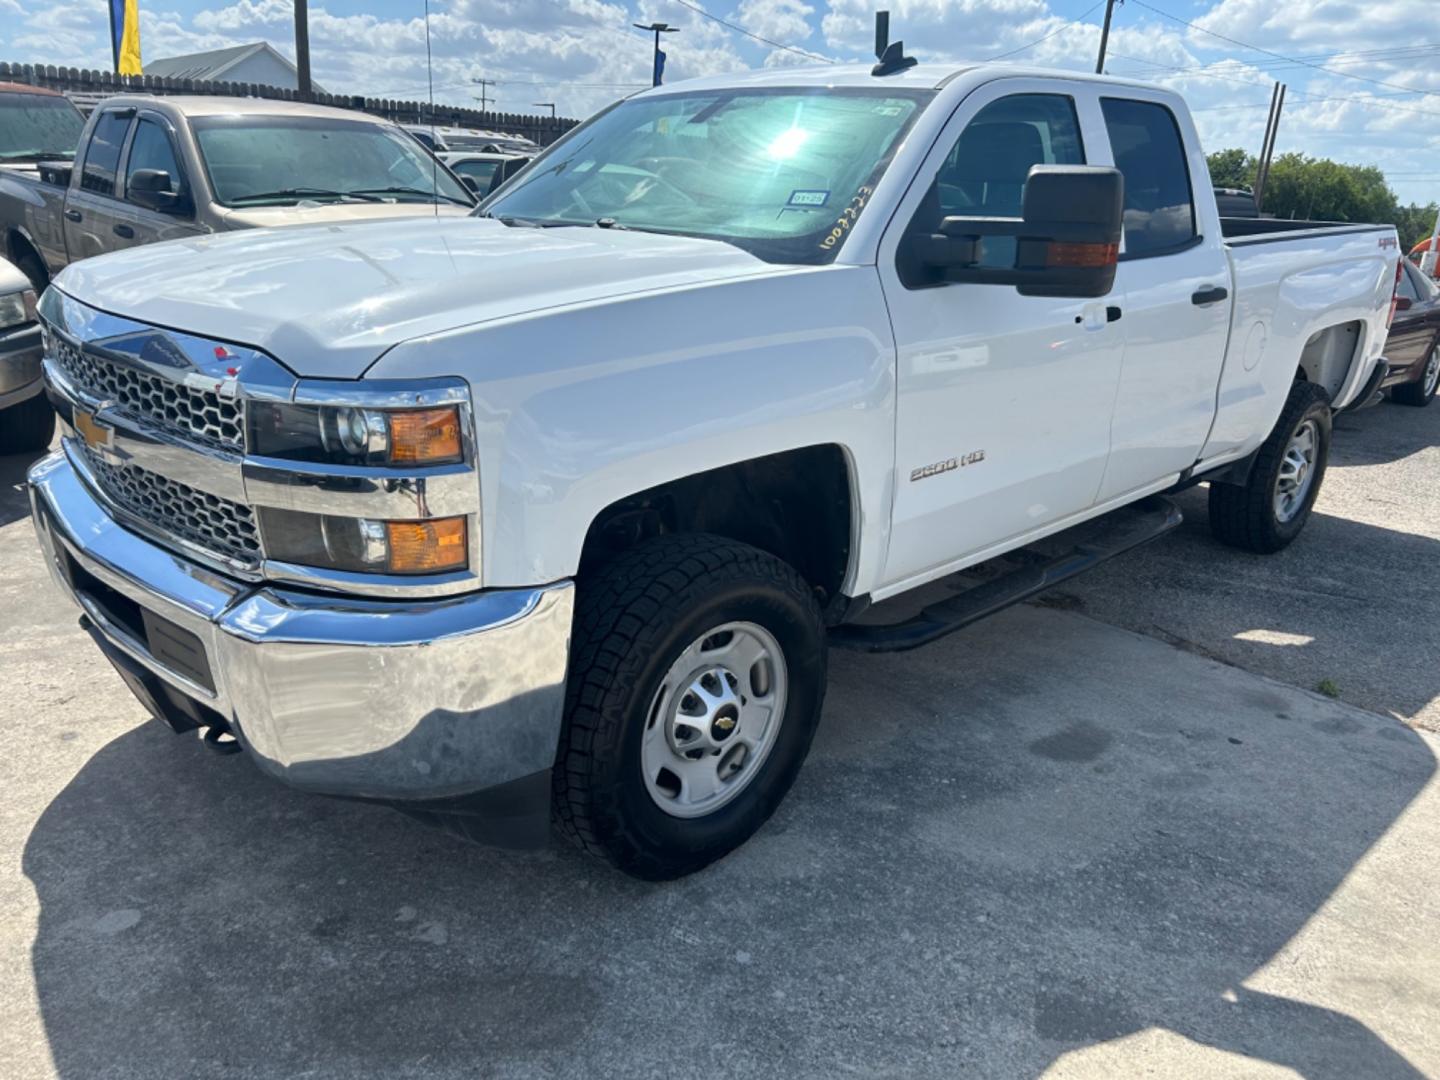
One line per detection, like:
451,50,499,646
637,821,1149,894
62,107,136,261
118,111,206,249
1093,94,1232,502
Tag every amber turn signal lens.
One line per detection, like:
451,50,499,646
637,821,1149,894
388,407,463,464
385,517,468,573
1046,241,1119,268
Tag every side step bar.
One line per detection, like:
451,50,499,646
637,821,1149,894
830,496,1183,653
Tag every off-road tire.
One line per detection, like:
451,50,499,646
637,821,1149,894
1390,346,1439,407
1208,380,1331,554
0,392,56,455
554,533,826,880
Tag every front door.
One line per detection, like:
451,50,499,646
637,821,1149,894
877,80,1126,589
119,112,205,249
1095,95,1232,501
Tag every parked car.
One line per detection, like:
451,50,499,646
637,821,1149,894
0,253,48,453
1214,186,1259,218
1,95,475,289
1383,258,1440,406
405,124,540,156
27,63,1399,879
439,150,530,196
0,82,87,287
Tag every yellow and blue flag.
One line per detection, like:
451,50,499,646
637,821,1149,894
109,0,142,76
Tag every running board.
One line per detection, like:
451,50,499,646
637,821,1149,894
830,496,1183,653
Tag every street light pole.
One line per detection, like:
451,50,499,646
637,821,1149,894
532,103,557,119
1095,0,1119,74
294,0,312,97
633,22,679,87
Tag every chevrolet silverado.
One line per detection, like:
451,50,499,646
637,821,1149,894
27,64,1401,879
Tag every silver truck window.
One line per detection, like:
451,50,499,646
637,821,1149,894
0,92,85,161
1100,98,1198,258
124,119,183,199
192,116,472,207
909,93,1086,274
482,87,932,266
80,111,132,197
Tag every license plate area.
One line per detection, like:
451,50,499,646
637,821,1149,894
52,537,216,695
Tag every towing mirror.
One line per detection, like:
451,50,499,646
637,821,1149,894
129,168,190,216
913,165,1124,298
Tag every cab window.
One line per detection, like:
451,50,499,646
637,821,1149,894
899,93,1085,285
1100,98,1197,258
125,118,184,202
80,110,132,196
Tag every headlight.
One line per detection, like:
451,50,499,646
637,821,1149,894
259,508,468,574
248,402,464,465
0,289,36,331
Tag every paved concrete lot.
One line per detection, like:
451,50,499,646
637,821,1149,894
1,400,1438,1079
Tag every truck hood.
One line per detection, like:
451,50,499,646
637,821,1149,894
52,216,778,379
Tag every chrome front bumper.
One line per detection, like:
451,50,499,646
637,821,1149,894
29,446,574,812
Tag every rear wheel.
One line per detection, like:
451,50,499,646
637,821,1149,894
1208,380,1332,553
1391,346,1439,407
0,391,56,455
554,533,826,880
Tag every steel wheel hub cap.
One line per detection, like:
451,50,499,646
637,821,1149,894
1274,418,1319,523
642,621,788,819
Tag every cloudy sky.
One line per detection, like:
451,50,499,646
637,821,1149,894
2,0,1437,204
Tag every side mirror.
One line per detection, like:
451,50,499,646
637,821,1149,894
460,175,481,193
129,168,190,215
911,165,1124,298
1394,295,1413,312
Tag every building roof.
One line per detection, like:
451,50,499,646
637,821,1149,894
142,42,324,92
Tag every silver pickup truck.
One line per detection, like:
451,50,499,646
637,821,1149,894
1,89,475,289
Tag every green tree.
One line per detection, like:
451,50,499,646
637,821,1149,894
1205,148,1256,189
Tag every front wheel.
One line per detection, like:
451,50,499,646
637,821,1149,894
1208,379,1332,554
1391,346,1439,407
554,534,826,880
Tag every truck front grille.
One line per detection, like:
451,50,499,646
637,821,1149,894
78,445,262,566
53,338,244,452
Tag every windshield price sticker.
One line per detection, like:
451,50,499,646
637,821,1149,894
819,186,874,250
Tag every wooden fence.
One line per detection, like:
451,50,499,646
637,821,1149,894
0,61,579,146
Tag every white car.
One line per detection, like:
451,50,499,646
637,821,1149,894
29,63,1401,878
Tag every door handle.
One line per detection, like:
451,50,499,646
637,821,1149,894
1192,285,1229,306
63,209,82,223
1106,306,1123,323
113,224,135,239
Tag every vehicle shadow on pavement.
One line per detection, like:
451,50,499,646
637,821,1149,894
21,605,1437,1078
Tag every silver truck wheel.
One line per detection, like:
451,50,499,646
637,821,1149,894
641,621,788,819
1273,418,1319,524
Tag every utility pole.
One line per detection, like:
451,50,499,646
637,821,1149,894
634,22,679,87
1095,0,1120,74
294,0,312,97
1254,82,1286,214
532,102,556,118
471,77,495,112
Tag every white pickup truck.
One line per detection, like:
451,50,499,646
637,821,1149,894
27,63,1401,879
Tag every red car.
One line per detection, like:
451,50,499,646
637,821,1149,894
1384,260,1440,406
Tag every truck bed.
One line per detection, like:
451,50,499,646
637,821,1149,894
1221,217,1393,244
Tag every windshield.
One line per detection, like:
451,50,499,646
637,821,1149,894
0,93,86,160
193,116,473,207
482,88,931,264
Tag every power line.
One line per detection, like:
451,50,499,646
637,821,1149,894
1128,0,1440,99
988,1,1107,61
668,0,836,64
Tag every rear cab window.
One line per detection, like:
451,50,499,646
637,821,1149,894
1100,98,1198,259
79,110,133,197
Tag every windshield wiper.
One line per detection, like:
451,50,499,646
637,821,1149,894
349,186,473,206
229,187,384,205
0,150,77,161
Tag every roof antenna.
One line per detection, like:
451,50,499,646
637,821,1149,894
872,11,917,77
